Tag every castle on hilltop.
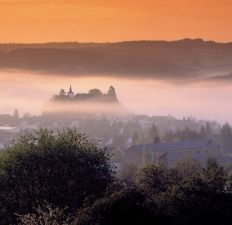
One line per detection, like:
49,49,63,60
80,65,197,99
52,85,118,103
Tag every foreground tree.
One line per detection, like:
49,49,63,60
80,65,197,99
137,159,232,225
18,204,72,225
74,187,166,225
0,129,114,224
137,164,175,197
201,157,227,193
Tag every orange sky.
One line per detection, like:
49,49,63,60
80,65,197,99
0,0,231,43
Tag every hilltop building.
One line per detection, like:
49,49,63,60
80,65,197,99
52,85,118,103
67,85,74,98
43,85,128,116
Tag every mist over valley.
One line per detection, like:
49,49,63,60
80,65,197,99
1,1,232,224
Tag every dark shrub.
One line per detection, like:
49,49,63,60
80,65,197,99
74,187,168,225
0,129,113,224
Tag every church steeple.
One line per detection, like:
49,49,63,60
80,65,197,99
68,85,74,97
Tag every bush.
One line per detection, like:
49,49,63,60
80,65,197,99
74,187,167,225
0,129,114,224
137,164,176,197
136,159,232,225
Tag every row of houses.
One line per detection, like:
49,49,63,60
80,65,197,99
124,139,222,165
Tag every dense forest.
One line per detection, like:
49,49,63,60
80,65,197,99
0,129,231,225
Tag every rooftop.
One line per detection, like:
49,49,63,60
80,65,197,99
128,139,220,153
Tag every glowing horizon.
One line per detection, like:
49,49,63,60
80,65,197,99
0,0,231,43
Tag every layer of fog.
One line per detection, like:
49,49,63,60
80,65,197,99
0,71,232,124
44,101,128,116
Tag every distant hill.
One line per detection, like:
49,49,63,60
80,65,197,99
0,39,232,80
208,73,232,81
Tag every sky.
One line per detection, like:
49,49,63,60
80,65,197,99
0,0,231,43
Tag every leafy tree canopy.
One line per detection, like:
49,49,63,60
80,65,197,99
0,129,114,224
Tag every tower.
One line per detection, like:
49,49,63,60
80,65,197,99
107,86,117,98
68,85,74,98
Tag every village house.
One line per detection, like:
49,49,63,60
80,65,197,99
125,139,221,165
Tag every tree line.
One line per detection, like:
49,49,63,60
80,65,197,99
132,122,232,154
